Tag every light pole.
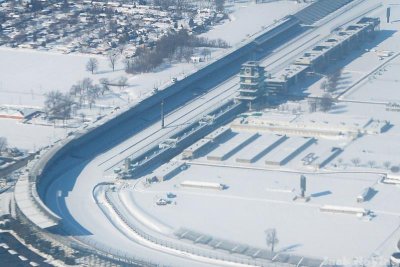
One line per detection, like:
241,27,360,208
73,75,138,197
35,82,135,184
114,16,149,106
161,99,165,128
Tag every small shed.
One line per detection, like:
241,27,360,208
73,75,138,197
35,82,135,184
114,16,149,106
190,56,203,63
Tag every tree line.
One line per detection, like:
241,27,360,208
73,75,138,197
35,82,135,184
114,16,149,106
44,76,127,122
125,29,229,73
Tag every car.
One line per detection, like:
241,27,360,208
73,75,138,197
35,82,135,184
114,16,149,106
166,192,176,198
156,198,168,205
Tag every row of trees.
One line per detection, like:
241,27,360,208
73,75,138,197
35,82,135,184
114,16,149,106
346,158,399,171
44,76,129,121
152,0,192,11
125,29,228,73
308,93,335,113
70,78,105,109
151,0,226,12
44,91,74,121
86,51,119,74
321,68,343,93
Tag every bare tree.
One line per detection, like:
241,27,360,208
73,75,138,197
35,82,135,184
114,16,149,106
87,85,101,109
383,161,391,170
0,137,7,153
351,158,360,167
99,78,110,95
319,93,334,112
308,99,318,113
118,76,128,90
59,94,74,123
265,228,279,253
124,29,228,73
124,58,134,73
86,58,99,74
81,78,94,95
108,51,119,72
327,68,343,92
44,90,63,116
320,80,328,92
117,44,126,55
44,90,74,122
70,84,82,96
182,47,194,63
70,78,95,107
367,160,376,168
79,113,86,123
201,48,211,61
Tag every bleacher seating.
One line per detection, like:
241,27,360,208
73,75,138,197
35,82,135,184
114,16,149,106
294,0,354,25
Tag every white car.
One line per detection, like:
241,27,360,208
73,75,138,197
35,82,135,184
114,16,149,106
156,199,168,206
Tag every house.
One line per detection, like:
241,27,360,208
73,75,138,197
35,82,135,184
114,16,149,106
190,56,203,63
0,106,42,120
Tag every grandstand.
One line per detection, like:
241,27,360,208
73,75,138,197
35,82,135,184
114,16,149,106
294,0,354,25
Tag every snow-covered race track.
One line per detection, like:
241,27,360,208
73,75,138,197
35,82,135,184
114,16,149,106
26,1,390,266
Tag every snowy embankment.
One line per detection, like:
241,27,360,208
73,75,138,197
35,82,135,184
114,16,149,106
118,187,173,235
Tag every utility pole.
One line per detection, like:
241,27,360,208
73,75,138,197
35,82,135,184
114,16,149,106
161,99,165,128
300,175,306,198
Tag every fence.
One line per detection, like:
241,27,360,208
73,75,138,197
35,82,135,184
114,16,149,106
102,187,308,267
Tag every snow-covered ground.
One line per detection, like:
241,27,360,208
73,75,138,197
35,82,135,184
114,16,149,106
128,166,400,260
201,1,305,45
0,1,307,108
0,0,306,151
0,47,203,108
0,118,67,151
13,1,400,266
302,5,400,99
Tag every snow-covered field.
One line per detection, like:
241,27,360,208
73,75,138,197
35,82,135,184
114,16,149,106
0,1,306,151
201,1,305,45
128,166,400,260
0,118,67,151
343,57,400,103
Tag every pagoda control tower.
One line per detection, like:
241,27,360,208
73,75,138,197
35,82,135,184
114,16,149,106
235,61,266,108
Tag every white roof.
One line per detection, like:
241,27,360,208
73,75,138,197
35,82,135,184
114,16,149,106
181,180,223,188
320,205,367,214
